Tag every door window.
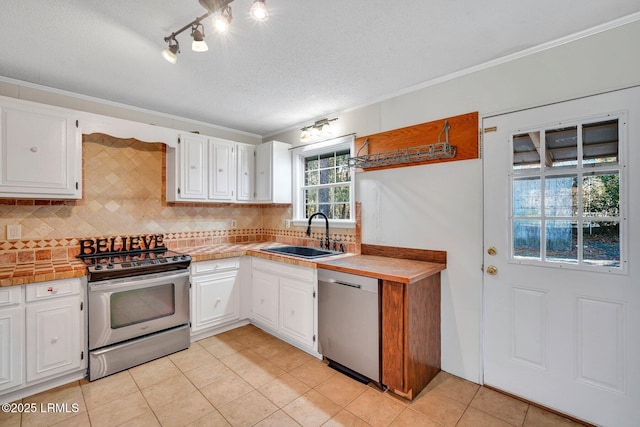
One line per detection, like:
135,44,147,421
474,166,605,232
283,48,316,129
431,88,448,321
510,117,624,271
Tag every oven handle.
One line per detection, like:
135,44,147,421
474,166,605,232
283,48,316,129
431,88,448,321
88,270,189,292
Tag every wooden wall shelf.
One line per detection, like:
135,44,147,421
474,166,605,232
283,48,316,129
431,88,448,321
352,111,478,172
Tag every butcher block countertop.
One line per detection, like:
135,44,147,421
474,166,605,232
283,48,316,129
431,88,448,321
316,254,445,284
0,242,445,287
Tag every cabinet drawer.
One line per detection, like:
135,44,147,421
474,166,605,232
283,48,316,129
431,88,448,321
26,278,81,302
252,258,315,283
192,258,240,275
0,286,22,307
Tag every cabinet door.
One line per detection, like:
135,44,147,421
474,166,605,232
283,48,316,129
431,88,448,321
236,144,255,201
251,270,279,330
279,277,315,348
0,307,23,392
192,270,240,332
26,297,81,382
0,101,80,197
208,139,235,200
178,134,207,200
255,142,271,201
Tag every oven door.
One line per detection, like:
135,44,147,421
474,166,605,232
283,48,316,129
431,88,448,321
88,270,190,350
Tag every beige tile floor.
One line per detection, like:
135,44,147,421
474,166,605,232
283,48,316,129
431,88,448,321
1,324,589,427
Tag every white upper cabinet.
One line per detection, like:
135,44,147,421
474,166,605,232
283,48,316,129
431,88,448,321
167,134,237,202
166,137,291,204
236,143,255,202
208,139,235,201
0,96,82,199
179,134,208,200
255,140,291,203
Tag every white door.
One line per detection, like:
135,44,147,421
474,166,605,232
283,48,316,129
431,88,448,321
483,87,640,427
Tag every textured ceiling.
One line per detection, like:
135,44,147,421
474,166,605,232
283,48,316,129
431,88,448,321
1,1,639,136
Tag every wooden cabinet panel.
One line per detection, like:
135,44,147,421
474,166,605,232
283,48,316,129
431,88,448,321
382,281,405,391
381,273,441,400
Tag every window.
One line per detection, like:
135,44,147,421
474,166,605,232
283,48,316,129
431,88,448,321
510,116,624,271
292,135,354,224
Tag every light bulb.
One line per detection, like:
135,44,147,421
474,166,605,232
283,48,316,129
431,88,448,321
213,7,232,34
250,0,269,22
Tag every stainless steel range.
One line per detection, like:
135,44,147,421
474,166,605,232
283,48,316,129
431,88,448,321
79,235,191,381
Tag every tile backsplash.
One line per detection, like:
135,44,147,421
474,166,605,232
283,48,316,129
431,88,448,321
0,134,357,261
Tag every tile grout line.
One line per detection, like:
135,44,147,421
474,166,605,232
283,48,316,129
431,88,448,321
133,357,182,427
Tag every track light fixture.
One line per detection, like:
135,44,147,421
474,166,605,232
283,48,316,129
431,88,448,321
162,0,269,64
300,118,338,142
190,23,208,52
161,37,180,64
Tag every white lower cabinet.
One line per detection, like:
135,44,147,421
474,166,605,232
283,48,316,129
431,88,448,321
251,270,279,331
190,258,243,337
0,278,86,401
251,258,317,353
0,286,24,393
279,277,315,348
26,297,82,382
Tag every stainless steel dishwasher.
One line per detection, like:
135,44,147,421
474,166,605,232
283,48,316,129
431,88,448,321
317,268,380,385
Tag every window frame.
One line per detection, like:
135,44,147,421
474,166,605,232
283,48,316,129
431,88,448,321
291,135,355,228
508,113,627,274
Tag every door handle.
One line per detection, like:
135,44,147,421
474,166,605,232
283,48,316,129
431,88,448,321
486,265,498,275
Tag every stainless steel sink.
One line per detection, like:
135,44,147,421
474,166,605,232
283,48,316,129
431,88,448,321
261,245,342,259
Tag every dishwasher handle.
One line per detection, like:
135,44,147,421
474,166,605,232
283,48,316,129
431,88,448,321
323,278,362,289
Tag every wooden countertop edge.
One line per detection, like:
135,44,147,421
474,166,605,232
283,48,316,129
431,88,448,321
1,243,444,287
316,256,445,284
0,268,86,287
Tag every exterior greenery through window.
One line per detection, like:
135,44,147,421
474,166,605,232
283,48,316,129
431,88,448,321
511,117,623,269
303,149,351,219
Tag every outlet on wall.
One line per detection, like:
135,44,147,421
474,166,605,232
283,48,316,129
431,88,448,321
230,219,237,229
7,224,21,240
285,219,291,229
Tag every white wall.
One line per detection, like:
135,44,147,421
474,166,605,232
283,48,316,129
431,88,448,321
270,18,640,383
